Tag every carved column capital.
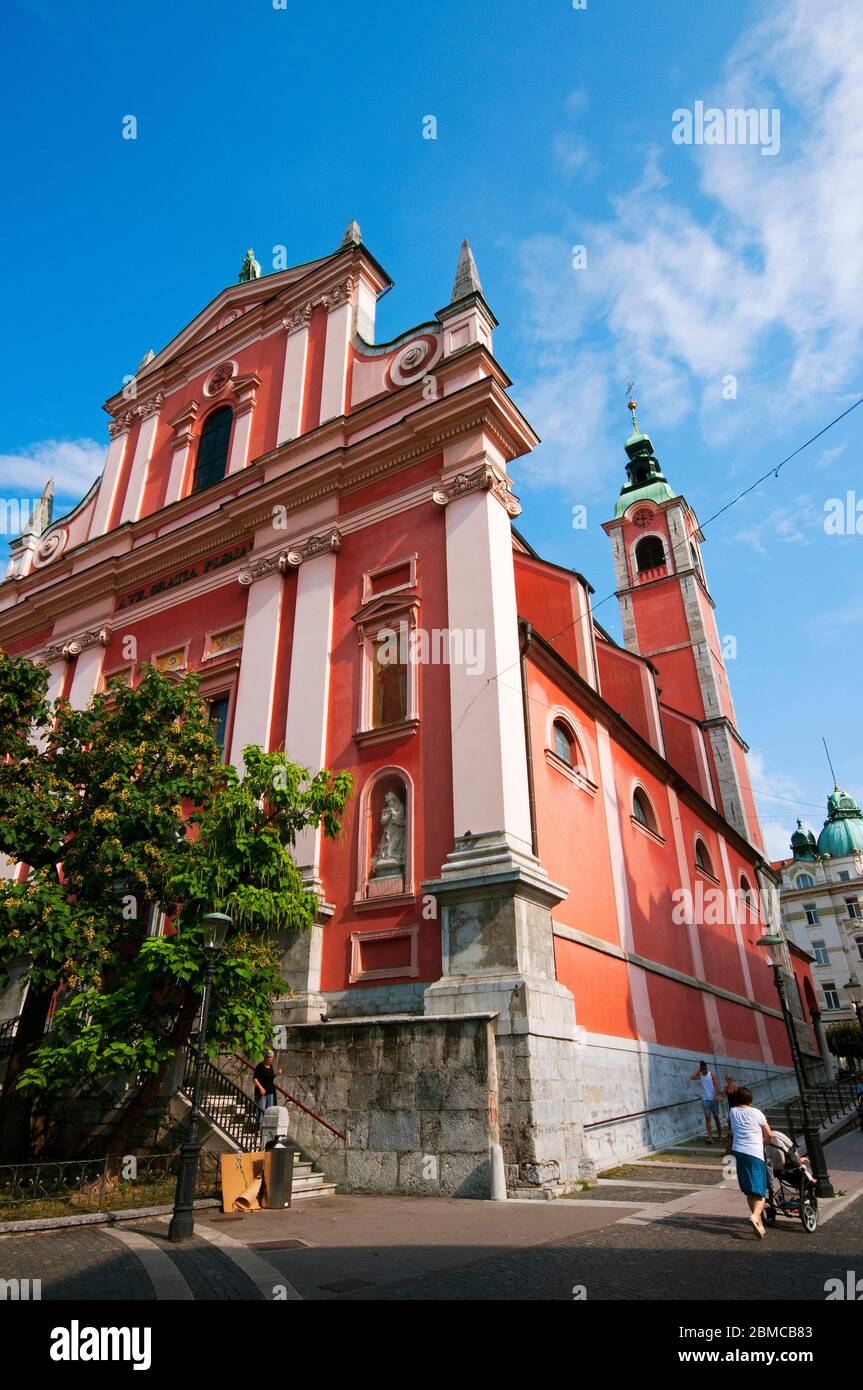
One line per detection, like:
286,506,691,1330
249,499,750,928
283,302,314,334
237,552,290,587
432,463,521,517
46,627,111,662
281,529,342,568
138,391,165,420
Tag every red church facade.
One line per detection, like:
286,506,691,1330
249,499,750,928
1,228,819,1187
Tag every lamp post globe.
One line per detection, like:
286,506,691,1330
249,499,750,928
168,910,232,1243
844,972,863,1031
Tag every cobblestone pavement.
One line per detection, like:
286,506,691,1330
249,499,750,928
0,1228,156,1301
345,1197,863,1301
0,1224,263,1300
1,1172,860,1302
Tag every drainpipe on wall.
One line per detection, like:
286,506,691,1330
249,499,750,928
519,622,539,858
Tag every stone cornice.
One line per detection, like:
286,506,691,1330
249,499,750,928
0,373,534,643
552,922,784,1021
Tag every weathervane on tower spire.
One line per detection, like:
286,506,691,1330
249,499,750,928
626,382,640,434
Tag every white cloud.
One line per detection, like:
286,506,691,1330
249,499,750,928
747,749,818,859
515,0,863,493
0,438,105,502
762,818,794,862
736,493,824,556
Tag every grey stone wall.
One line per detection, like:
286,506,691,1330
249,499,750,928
270,1012,499,1198
579,1037,800,1170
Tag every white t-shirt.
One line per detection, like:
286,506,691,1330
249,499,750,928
730,1105,768,1159
699,1071,717,1101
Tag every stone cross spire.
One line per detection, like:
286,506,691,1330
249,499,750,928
451,238,482,302
25,478,54,537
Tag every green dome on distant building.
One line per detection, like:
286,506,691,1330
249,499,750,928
790,819,818,861
614,397,677,518
816,786,863,858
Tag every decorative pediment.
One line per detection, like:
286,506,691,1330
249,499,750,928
351,589,420,632
119,257,337,385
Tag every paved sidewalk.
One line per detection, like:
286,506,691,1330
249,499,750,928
1,1128,859,1301
616,1127,863,1229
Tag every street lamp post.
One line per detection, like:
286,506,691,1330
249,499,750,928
168,911,232,1243
757,931,834,1198
844,972,863,1032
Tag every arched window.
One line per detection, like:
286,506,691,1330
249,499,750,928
192,406,233,493
796,872,814,889
739,874,757,921
632,786,658,833
635,535,665,573
553,719,575,766
357,768,412,901
694,837,714,876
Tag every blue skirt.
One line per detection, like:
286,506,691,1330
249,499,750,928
734,1151,768,1198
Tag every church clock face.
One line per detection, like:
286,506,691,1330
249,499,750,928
632,507,653,528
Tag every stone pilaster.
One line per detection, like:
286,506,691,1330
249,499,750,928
423,833,592,1188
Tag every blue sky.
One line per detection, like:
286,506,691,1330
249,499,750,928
2,0,861,856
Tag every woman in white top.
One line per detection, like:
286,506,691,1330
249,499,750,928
725,1085,773,1238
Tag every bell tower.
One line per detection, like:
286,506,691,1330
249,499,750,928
602,393,762,848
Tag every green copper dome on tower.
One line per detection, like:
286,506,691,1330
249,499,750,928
816,785,863,858
613,394,677,518
790,819,818,861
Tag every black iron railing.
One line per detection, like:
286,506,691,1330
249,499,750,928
233,1053,347,1143
0,1015,20,1059
180,1045,262,1152
783,1074,860,1141
0,1151,220,1214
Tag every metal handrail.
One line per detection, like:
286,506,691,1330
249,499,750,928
0,1016,19,1059
782,1073,859,1142
180,1046,261,1152
584,1067,796,1131
233,1053,347,1142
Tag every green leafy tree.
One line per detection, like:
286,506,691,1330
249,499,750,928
825,1019,863,1064
0,652,351,1158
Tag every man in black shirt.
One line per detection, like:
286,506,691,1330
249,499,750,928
253,1049,281,1123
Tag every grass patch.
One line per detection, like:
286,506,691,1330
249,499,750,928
0,1177,217,1224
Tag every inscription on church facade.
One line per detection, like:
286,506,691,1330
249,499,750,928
115,540,253,610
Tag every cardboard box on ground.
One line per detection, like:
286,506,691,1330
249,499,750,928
220,1106,292,1212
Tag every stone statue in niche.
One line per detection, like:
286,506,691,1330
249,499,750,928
371,788,406,880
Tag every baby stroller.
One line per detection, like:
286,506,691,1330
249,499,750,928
763,1131,818,1233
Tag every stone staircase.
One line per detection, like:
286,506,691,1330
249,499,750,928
762,1072,860,1138
177,1046,336,1203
